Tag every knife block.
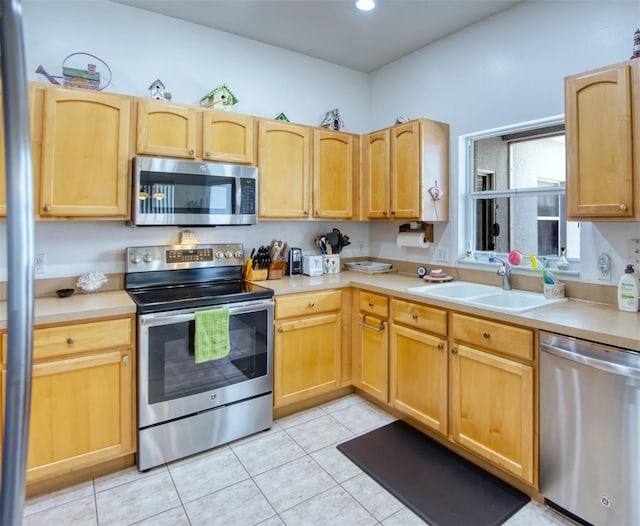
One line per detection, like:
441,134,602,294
244,258,268,281
268,261,286,280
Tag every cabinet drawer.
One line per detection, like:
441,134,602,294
276,290,342,319
390,299,447,335
359,291,389,319
451,313,533,361
2,318,133,362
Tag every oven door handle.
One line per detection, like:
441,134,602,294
139,301,273,327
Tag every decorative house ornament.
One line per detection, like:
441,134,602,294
149,79,172,101
320,108,344,130
275,112,290,122
200,84,239,111
632,28,640,59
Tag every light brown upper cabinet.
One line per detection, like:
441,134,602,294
137,100,256,164
362,118,449,221
565,59,640,220
258,119,312,219
39,86,131,219
313,129,358,219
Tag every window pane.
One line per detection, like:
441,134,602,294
510,136,565,189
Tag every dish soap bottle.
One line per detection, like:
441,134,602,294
617,264,640,312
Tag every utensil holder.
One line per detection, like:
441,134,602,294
323,255,341,274
268,261,286,280
544,282,565,299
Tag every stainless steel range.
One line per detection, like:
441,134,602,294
125,243,274,471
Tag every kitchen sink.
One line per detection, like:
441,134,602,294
407,282,501,300
407,281,567,313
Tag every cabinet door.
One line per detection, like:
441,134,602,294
258,120,311,218
40,88,130,218
362,129,390,219
274,313,340,407
202,110,255,164
450,344,534,483
313,129,354,219
136,99,198,159
353,315,388,402
19,349,133,483
390,324,447,434
566,63,634,219
390,120,421,219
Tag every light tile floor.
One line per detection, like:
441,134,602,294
23,394,577,526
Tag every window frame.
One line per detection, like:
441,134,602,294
461,115,578,272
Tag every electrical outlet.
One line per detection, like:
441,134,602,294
34,253,46,275
436,247,448,263
630,239,640,264
357,240,365,253
597,252,611,281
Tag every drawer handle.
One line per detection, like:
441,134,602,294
308,302,315,308
451,348,458,355
66,337,75,344
368,301,374,307
412,313,418,320
122,355,129,363
359,320,385,333
483,332,491,339
437,343,444,350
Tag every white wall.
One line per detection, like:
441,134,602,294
0,0,372,280
368,1,640,284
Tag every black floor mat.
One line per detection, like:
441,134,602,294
337,420,530,526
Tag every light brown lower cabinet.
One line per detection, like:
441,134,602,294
1,316,135,484
274,290,343,408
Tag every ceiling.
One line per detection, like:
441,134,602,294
112,0,525,72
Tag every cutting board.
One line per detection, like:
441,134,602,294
343,266,398,275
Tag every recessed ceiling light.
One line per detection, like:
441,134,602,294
355,0,376,11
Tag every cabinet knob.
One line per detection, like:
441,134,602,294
43,205,51,212
411,313,418,320
437,343,445,350
304,210,309,216
619,203,628,211
391,210,396,215
315,211,320,216
122,355,129,363
188,149,195,155
205,151,212,157
451,348,458,354
66,337,74,344
308,302,315,308
368,301,374,307
483,332,491,339
382,211,388,216
277,327,283,333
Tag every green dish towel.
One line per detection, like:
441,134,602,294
195,308,230,363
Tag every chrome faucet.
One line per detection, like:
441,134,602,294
494,256,512,290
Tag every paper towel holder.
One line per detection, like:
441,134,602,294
399,222,434,243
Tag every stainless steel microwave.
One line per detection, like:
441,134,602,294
130,156,258,226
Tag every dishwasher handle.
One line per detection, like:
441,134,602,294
541,341,640,379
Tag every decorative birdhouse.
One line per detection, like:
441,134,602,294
275,112,290,122
200,84,238,111
148,79,172,101
320,108,344,130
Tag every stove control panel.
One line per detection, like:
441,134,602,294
126,244,244,272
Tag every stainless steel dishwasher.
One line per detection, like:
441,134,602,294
540,331,640,526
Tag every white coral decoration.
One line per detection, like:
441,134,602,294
76,272,108,293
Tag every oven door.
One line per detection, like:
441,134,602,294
138,299,273,428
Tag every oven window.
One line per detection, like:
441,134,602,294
139,171,234,215
147,309,268,404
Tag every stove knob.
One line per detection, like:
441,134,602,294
143,254,153,263
130,254,141,264
215,251,224,259
224,250,233,258
233,250,242,259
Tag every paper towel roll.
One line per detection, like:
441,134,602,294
396,232,431,248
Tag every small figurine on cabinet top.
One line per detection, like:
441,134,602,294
632,28,640,59
275,112,290,122
148,79,172,101
320,108,344,130
200,84,238,111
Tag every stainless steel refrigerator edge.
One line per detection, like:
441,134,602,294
0,0,36,523
540,331,640,526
